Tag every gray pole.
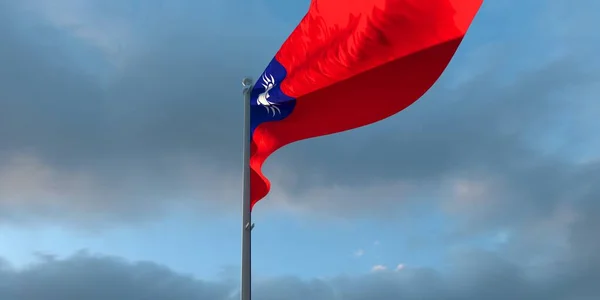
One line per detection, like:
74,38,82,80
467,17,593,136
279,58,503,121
241,77,254,300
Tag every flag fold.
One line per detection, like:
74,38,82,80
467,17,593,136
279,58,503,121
249,0,483,208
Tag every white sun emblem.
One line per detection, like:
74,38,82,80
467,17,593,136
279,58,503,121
256,73,281,116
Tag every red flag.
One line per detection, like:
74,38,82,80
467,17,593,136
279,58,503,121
249,0,483,208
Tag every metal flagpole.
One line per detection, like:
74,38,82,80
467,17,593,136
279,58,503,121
241,77,254,300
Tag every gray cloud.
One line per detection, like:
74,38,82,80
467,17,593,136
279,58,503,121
0,0,599,228
0,252,232,300
0,0,285,224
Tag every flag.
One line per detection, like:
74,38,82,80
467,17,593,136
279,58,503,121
249,0,483,208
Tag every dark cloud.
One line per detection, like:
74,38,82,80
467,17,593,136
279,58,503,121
0,0,286,224
0,252,232,300
0,0,599,227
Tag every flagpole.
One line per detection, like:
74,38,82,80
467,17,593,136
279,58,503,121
241,77,254,300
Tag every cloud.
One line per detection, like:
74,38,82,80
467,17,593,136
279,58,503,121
371,265,386,272
0,0,286,225
0,252,233,300
353,249,364,258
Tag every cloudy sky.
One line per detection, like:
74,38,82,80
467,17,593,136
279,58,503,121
1,0,599,299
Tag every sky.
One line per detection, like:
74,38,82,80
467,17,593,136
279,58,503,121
0,0,599,299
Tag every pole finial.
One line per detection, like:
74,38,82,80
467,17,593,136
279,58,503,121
242,77,253,88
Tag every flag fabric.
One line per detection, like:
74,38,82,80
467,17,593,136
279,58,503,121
249,0,483,208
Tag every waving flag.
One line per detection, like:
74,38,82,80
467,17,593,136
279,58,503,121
249,0,483,207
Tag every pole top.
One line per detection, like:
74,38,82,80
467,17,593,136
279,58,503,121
242,77,253,88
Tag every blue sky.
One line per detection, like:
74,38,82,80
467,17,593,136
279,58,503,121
1,0,600,299
0,197,457,279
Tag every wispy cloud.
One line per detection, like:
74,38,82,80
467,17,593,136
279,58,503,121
371,264,386,272
353,249,365,257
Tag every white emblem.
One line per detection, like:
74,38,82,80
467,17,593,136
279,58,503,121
257,73,281,116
